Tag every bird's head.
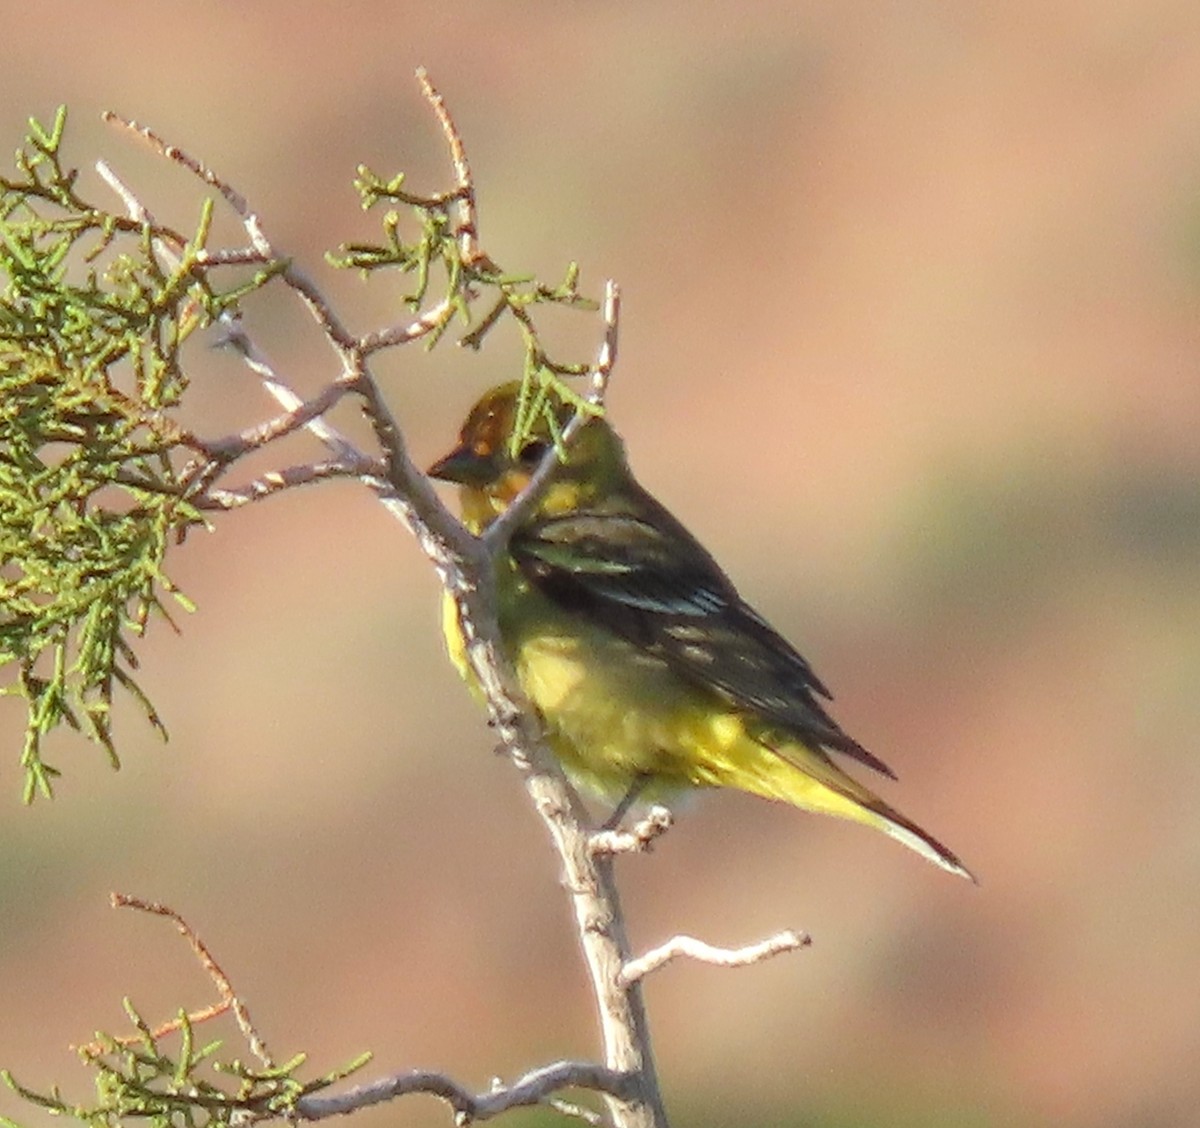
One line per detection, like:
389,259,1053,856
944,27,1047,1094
428,382,629,531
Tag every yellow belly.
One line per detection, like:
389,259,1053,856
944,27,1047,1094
441,583,876,820
440,574,971,879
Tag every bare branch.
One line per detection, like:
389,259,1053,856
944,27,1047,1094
104,111,360,352
589,807,674,857
357,295,457,354
73,999,232,1058
109,893,275,1069
620,930,811,987
546,1095,607,1125
591,276,621,386
96,161,267,266
193,246,275,267
97,155,362,466
100,893,636,1126
100,106,470,562
196,377,359,465
415,67,483,268
211,318,363,461
102,111,270,258
295,1060,636,1123
192,458,383,510
95,158,161,230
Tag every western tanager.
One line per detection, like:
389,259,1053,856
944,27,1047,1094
430,383,972,880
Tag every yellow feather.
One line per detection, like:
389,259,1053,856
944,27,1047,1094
431,383,974,881
444,577,965,877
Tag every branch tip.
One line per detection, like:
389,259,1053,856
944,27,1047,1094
620,929,811,986
102,110,255,229
109,892,274,1069
416,67,483,267
589,806,673,857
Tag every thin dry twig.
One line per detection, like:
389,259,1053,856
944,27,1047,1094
108,893,275,1070
171,378,365,504
102,105,457,534
356,297,459,354
101,112,267,257
620,930,811,987
73,999,231,1058
589,807,674,857
199,377,359,463
193,458,383,510
211,318,363,459
545,1095,606,1126
194,247,274,267
358,68,494,355
295,1060,636,1123
415,66,484,268
104,110,358,351
95,159,166,232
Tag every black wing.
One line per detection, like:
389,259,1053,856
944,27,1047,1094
510,490,895,779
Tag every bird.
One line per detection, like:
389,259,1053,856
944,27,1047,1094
429,382,973,881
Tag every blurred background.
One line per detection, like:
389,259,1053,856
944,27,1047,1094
3,3,1200,1126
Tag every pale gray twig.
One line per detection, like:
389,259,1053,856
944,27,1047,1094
210,317,362,462
357,296,459,354
295,1061,635,1123
621,930,811,987
194,458,382,510
199,377,359,464
589,807,674,857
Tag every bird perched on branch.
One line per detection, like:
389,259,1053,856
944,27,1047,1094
429,382,973,881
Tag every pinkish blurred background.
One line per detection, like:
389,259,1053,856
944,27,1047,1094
4,4,1200,1126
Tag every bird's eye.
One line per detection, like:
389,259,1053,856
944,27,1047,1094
517,439,550,467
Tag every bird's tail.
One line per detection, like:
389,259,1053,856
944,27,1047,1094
748,734,976,882
855,792,976,882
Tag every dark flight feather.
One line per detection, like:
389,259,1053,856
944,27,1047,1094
510,487,897,780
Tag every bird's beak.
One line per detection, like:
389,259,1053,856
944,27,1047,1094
427,442,498,486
